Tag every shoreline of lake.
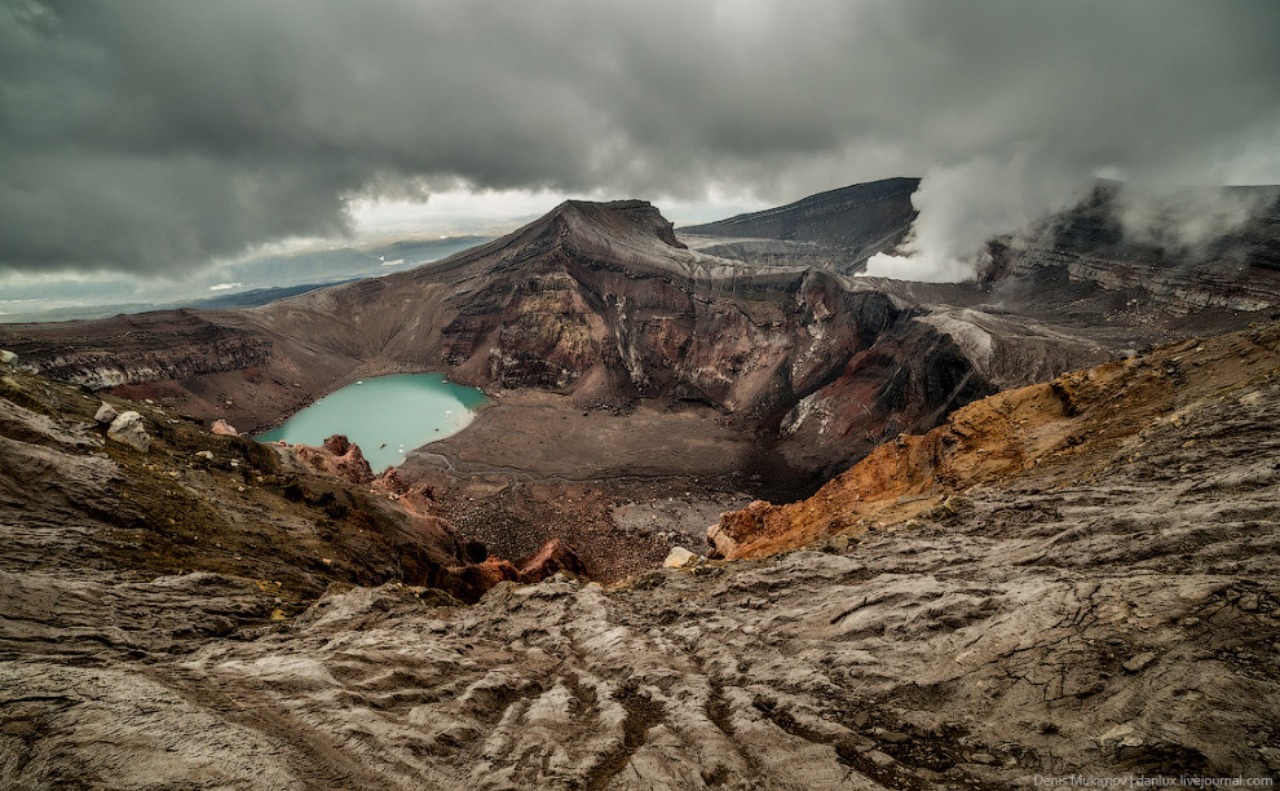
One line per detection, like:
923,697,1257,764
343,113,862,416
256,372,488,471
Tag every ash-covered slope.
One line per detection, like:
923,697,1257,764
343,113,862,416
984,182,1280,317
681,177,920,271
5,324,1278,789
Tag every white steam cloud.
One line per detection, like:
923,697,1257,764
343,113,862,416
1,1,1279,277
864,151,1093,282
865,165,1280,283
1116,186,1279,258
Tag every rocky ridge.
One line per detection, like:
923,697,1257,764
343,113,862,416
681,177,921,271
982,183,1280,316
712,321,1280,558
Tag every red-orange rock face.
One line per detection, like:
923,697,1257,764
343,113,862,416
517,538,587,583
284,434,375,485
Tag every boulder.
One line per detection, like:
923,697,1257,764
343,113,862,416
94,402,119,425
211,419,239,436
106,411,151,453
663,546,697,569
0,350,17,368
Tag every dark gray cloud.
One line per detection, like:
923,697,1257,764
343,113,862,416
2,0,1279,277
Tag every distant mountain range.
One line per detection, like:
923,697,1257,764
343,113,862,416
0,235,492,323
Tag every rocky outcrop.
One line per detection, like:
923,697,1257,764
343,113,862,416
0,310,271,390
210,419,239,436
517,537,587,583
713,320,1280,558
282,434,376,485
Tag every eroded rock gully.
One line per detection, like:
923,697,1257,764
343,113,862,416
712,321,1280,559
3,323,1279,788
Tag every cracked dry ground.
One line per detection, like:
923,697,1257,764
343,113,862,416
3,337,1280,788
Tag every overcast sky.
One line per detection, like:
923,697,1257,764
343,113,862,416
2,0,1279,285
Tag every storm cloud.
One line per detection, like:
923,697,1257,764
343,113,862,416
2,0,1279,277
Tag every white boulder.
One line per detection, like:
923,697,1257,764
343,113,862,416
107,411,151,453
663,546,698,569
94,402,119,425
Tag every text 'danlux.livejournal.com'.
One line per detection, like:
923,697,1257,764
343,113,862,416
1033,777,1273,788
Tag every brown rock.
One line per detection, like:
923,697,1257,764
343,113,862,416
518,538,587,583
291,435,374,485
451,558,521,601
708,501,772,557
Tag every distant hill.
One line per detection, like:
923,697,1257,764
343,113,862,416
0,236,492,323
680,177,920,268
184,281,358,310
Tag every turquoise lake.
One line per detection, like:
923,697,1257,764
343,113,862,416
256,373,488,471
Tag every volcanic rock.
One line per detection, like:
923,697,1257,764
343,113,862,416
290,434,374,485
712,321,1280,558
94,402,118,424
450,558,521,601
0,349,17,367
662,545,697,569
3,322,1280,785
106,410,150,453
517,538,587,583
982,182,1280,315
0,310,270,390
210,419,239,436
